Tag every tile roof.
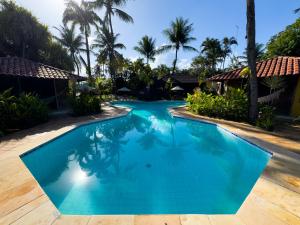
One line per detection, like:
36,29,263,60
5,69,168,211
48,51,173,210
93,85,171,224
208,56,300,81
162,74,199,84
0,56,86,81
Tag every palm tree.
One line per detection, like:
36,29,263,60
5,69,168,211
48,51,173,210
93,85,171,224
92,26,125,83
134,35,158,64
221,37,238,69
201,38,223,71
160,17,197,74
247,0,258,122
63,0,101,78
54,24,84,75
89,0,133,35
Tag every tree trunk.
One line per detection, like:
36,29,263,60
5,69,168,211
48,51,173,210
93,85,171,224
84,27,92,78
247,0,258,122
172,48,178,75
108,12,114,36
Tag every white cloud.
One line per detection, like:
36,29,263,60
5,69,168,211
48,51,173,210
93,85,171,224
150,52,173,68
177,58,191,70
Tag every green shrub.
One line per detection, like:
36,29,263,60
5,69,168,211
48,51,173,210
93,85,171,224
70,93,101,116
256,105,275,131
0,89,48,134
16,93,48,128
186,88,248,121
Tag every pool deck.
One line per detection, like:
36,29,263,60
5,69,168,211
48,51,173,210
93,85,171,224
0,104,300,225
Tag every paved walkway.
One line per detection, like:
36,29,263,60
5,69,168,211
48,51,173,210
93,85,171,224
0,105,299,225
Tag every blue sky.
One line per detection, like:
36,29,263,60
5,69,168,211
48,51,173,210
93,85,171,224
16,0,299,70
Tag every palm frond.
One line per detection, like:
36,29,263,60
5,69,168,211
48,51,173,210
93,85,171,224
113,8,134,23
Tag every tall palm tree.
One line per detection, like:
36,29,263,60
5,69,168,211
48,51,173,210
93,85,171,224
63,0,101,78
92,26,125,83
221,37,238,69
160,17,197,74
54,24,84,75
201,38,223,71
134,35,158,64
89,0,133,35
247,0,258,122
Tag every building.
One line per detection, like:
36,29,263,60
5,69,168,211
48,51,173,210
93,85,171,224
0,56,86,108
161,74,200,94
208,56,300,116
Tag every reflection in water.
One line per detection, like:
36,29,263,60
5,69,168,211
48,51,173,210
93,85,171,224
22,101,271,215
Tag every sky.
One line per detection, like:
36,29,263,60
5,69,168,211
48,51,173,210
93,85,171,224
15,0,300,71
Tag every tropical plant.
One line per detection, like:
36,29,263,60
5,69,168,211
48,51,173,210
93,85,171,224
0,89,48,133
0,0,73,70
89,0,133,35
54,24,84,75
152,64,171,78
63,0,102,78
186,88,248,121
160,17,197,74
256,104,275,131
70,93,101,116
246,0,258,122
92,26,126,83
0,0,49,58
221,37,238,68
134,35,158,64
39,41,74,71
261,77,286,95
201,38,223,71
266,19,300,57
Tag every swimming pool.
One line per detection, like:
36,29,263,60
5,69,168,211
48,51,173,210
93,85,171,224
21,101,271,215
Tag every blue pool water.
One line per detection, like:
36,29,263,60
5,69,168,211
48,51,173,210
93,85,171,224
21,101,271,215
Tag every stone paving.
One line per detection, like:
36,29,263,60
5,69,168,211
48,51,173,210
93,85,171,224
0,104,299,225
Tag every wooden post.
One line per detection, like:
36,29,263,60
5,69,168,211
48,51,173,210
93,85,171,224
53,79,59,109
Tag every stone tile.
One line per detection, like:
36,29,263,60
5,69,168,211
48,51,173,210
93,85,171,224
208,215,246,225
11,201,59,225
53,216,90,225
0,157,45,217
252,178,300,217
88,215,134,225
134,215,181,225
180,215,211,225
245,193,300,225
0,195,48,224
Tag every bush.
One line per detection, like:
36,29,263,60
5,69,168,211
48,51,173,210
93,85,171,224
70,93,101,116
16,93,48,128
256,105,275,131
0,89,48,134
186,88,248,121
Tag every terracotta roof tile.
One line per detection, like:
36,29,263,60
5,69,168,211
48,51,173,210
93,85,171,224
208,56,300,81
0,56,86,81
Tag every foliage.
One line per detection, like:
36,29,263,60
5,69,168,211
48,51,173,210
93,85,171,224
0,0,73,70
54,24,84,75
261,77,286,94
256,105,275,131
0,89,48,134
201,38,223,70
266,19,300,57
70,93,101,116
90,0,133,35
186,88,248,121
152,64,171,78
160,17,197,73
39,41,74,71
134,35,158,64
95,77,113,95
63,0,102,77
92,26,125,83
